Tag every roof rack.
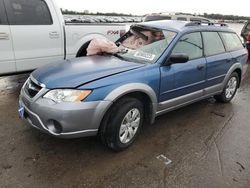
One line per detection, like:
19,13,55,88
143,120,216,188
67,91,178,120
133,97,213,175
185,21,228,27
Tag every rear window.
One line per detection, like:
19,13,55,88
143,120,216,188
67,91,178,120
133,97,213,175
4,0,52,25
220,32,243,51
190,18,210,23
177,17,187,21
144,15,171,22
202,32,226,56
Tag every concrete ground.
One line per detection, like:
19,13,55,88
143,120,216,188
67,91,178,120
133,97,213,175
0,64,249,188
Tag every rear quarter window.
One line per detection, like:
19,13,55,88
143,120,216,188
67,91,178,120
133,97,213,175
220,32,244,51
4,0,53,25
202,32,226,56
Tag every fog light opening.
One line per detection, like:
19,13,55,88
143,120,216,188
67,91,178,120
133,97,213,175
47,120,63,134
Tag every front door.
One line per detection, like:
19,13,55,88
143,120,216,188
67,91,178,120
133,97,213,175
4,0,64,72
159,32,206,110
0,0,16,74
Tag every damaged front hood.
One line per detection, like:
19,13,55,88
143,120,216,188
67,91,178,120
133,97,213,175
32,55,144,88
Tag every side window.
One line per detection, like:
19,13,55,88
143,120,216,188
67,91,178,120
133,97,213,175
4,0,52,25
202,32,226,56
220,32,244,51
0,0,8,25
172,32,203,60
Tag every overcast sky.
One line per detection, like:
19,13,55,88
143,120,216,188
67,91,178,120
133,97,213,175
54,0,249,17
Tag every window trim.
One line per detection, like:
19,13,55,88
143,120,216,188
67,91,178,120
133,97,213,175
3,0,53,25
201,31,227,57
0,0,8,25
219,31,244,52
170,31,204,61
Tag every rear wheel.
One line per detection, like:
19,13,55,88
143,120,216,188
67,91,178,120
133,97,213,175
214,72,239,103
99,97,144,151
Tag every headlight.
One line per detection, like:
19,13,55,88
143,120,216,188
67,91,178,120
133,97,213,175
43,89,91,103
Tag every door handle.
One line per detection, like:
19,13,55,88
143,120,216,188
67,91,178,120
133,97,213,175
0,32,9,40
196,64,205,70
49,31,60,39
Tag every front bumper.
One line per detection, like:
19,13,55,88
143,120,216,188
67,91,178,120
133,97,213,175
19,81,112,138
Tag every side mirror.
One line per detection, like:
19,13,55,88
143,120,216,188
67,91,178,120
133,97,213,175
165,53,189,65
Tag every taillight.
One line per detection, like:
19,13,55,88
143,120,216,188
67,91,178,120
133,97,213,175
247,32,250,42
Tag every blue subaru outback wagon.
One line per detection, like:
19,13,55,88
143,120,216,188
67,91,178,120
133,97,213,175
19,20,248,151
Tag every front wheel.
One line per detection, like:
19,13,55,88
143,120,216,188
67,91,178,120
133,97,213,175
99,97,144,151
214,72,239,103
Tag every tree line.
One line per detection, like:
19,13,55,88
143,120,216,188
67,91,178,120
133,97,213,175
201,13,250,21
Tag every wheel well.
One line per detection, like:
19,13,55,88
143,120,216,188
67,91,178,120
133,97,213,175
106,92,154,125
234,68,242,87
76,41,91,57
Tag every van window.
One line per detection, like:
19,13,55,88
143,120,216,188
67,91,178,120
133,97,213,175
190,18,210,23
220,32,244,51
0,0,8,25
202,32,226,56
4,0,52,25
177,17,187,21
172,32,203,60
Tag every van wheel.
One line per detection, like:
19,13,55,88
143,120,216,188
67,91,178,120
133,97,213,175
99,97,144,151
214,72,239,103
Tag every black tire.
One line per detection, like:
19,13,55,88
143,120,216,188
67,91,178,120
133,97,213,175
214,72,239,103
99,97,144,151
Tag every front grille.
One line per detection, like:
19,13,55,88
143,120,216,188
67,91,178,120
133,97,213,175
24,78,42,98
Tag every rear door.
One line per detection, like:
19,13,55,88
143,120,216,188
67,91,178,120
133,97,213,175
4,0,64,72
0,0,16,74
202,32,232,88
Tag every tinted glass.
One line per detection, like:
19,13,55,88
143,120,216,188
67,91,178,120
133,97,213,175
177,17,187,21
144,15,171,22
0,0,8,25
172,32,203,60
5,0,52,25
220,32,243,51
190,18,210,23
202,32,225,56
